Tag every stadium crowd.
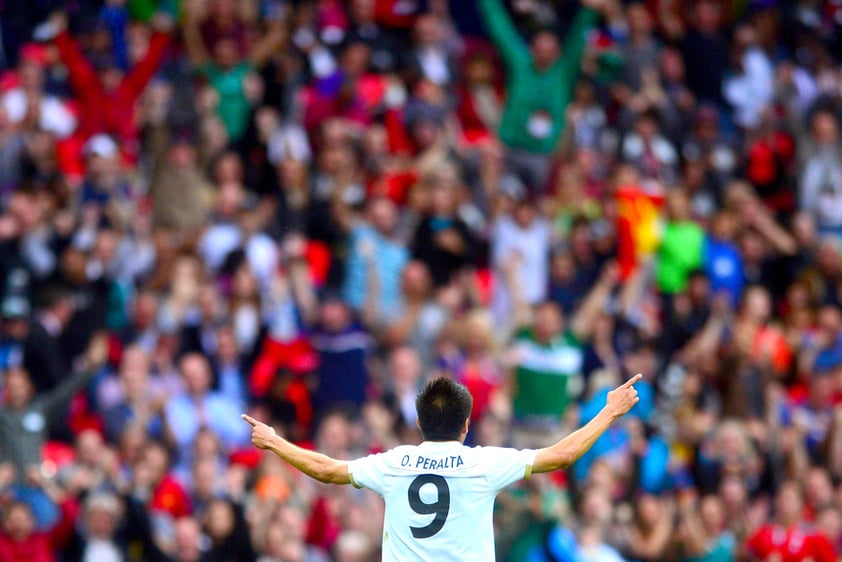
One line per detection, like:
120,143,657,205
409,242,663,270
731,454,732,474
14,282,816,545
0,0,841,560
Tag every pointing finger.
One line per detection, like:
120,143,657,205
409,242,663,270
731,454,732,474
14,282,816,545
241,414,259,427
619,373,643,389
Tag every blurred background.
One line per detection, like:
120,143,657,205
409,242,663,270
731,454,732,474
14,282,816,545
0,0,841,560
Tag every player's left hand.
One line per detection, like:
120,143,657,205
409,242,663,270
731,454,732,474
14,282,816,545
606,373,642,419
242,414,277,450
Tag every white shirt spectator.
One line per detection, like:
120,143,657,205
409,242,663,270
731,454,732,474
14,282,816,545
723,47,774,130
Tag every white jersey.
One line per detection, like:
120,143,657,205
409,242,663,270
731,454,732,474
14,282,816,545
348,440,536,561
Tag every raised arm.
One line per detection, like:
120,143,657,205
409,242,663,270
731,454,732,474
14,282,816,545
123,16,172,98
477,0,530,69
532,374,641,473
38,333,109,418
52,20,99,101
242,414,351,485
570,262,619,341
559,3,601,85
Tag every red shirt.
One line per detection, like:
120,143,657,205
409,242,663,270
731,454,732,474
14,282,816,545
0,533,55,562
746,524,836,562
54,30,169,161
150,475,192,518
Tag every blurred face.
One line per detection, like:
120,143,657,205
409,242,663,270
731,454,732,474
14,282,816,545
806,468,833,507
695,0,721,33
320,300,351,332
700,496,725,534
317,414,350,454
817,508,842,543
18,61,44,92
812,111,839,144
341,43,370,76
211,0,236,19
174,517,201,561
181,355,211,395
531,31,560,70
659,48,685,82
141,445,169,483
551,252,576,282
216,327,238,361
775,484,804,526
100,68,123,92
350,0,375,23
4,368,33,408
513,202,536,228
742,287,771,323
465,56,494,84
168,142,196,168
214,153,243,184
213,39,240,68
3,504,34,540
194,429,221,458
636,494,661,527
193,459,218,499
390,347,421,390
402,261,432,298
414,15,441,46
719,476,747,510
429,183,456,216
534,303,563,342
86,506,118,539
278,158,307,189
369,198,398,236
76,430,104,465
627,4,652,36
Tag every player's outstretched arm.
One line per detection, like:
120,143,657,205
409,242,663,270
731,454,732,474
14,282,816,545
532,374,642,473
242,414,351,485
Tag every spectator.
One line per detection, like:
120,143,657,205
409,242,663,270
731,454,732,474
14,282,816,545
477,0,604,188
744,481,836,562
507,263,615,449
310,297,373,418
47,11,172,160
0,335,107,483
164,353,250,454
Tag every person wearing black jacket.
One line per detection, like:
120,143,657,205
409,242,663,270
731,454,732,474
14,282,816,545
21,284,74,395
409,167,478,287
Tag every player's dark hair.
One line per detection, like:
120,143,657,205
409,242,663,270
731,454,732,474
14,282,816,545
415,377,473,441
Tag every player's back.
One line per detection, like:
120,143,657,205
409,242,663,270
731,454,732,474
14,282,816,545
348,440,536,561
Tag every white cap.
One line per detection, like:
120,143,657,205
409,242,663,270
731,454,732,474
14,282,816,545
83,134,118,158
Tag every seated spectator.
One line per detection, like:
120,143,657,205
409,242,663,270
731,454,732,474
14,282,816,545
164,353,250,454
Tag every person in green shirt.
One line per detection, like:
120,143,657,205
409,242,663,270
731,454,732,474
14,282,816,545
183,9,284,143
478,0,604,189
507,263,619,449
656,189,705,294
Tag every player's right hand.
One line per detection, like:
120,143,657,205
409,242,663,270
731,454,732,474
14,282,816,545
606,374,642,419
242,414,277,450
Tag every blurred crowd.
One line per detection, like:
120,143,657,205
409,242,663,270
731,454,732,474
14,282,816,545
0,0,842,560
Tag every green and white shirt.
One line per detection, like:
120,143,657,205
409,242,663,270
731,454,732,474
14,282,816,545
511,329,583,420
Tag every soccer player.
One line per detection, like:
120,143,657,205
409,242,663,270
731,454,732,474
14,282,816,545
242,373,643,561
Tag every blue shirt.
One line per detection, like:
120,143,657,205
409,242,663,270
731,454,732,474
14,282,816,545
342,225,409,317
704,236,744,307
165,392,250,453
